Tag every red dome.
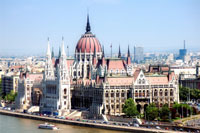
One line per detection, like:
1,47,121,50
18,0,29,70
76,33,102,53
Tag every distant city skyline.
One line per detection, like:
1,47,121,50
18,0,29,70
0,0,200,56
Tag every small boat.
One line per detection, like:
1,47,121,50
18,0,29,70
38,123,58,130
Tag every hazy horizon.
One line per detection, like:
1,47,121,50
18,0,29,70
0,0,200,56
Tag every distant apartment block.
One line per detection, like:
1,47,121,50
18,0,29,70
1,72,19,95
134,46,144,63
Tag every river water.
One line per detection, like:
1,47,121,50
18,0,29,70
0,114,126,133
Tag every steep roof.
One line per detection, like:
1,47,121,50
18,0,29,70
107,58,126,70
107,77,133,86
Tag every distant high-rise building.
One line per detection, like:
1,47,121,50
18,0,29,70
134,46,144,63
179,40,187,61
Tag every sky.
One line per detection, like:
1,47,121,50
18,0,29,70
0,0,200,56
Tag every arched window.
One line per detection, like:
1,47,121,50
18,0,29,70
139,79,141,84
165,89,168,96
64,89,67,95
143,90,145,97
142,79,145,84
147,90,150,97
139,90,142,97
160,89,163,96
135,90,138,97
170,89,173,96
154,89,158,96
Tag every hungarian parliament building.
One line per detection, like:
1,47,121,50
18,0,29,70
16,15,179,117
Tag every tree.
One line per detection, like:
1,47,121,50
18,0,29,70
179,86,200,101
5,90,17,103
179,86,189,101
122,98,139,117
172,102,192,118
145,103,159,121
160,104,170,121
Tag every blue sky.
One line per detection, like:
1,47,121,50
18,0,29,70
0,0,200,56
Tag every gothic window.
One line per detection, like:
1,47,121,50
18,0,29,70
135,90,138,97
116,93,119,97
138,79,141,84
121,93,124,97
147,90,150,97
160,89,163,96
116,104,119,109
142,79,145,84
111,93,114,97
143,90,145,97
116,70,119,74
165,89,168,96
105,93,108,97
139,90,142,97
154,89,158,96
64,89,67,95
170,89,173,96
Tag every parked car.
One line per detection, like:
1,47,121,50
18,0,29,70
112,122,117,125
149,122,154,125
123,123,130,126
155,126,161,129
179,128,184,131
118,123,122,126
103,121,109,124
133,123,139,127
165,127,169,130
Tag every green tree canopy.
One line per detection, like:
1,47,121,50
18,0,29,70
5,90,17,103
172,102,193,118
160,104,170,121
122,98,139,117
145,103,159,121
179,86,200,101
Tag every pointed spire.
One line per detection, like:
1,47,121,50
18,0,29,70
102,45,105,57
118,45,121,58
58,46,61,58
51,47,54,58
86,14,91,33
128,45,130,57
127,45,131,65
46,37,51,57
61,36,66,57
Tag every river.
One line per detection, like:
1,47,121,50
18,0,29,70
0,114,126,133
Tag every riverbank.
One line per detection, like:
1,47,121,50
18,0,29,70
0,109,173,133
